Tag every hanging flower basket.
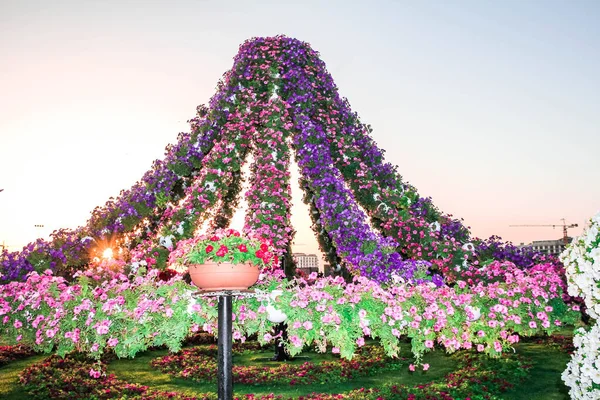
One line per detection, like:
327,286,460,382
188,261,260,290
169,228,278,291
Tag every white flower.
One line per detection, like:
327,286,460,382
377,202,390,212
205,182,216,192
462,243,475,252
390,273,405,284
464,305,481,321
176,222,185,236
564,323,600,399
159,235,174,250
562,211,600,399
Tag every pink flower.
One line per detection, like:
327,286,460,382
477,344,485,352
91,343,99,352
89,369,101,379
542,320,550,328
409,364,415,371
331,347,340,354
94,320,111,335
422,363,430,371
289,335,303,348
13,320,22,329
107,337,118,347
536,312,547,320
529,321,537,329
356,337,365,347
425,340,434,348
303,321,313,330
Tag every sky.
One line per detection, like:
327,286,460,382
1,0,599,264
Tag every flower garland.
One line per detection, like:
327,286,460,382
561,211,600,399
292,114,408,280
243,99,295,256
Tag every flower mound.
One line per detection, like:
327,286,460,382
561,211,600,399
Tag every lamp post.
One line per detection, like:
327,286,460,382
196,289,256,400
217,294,233,399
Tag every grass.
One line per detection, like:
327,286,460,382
0,335,575,399
108,345,458,397
503,342,571,400
0,354,46,400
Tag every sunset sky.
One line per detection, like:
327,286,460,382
1,0,599,262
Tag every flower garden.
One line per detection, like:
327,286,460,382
1,36,599,399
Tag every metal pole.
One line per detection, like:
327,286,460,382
217,295,233,400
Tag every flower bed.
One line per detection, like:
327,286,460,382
151,344,404,385
17,346,532,400
295,352,532,400
19,353,208,400
0,345,35,367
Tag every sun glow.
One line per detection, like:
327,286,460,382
102,248,114,260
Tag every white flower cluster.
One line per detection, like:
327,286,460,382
561,212,600,319
561,211,600,399
562,325,600,399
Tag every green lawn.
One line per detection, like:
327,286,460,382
0,354,47,400
0,338,574,399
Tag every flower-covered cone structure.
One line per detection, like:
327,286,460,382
4,36,484,283
0,37,586,390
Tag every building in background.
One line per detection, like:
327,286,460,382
292,253,319,275
520,238,573,256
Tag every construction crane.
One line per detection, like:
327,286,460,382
509,219,578,244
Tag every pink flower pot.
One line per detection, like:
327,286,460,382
188,261,260,290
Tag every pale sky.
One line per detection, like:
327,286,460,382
1,0,599,264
